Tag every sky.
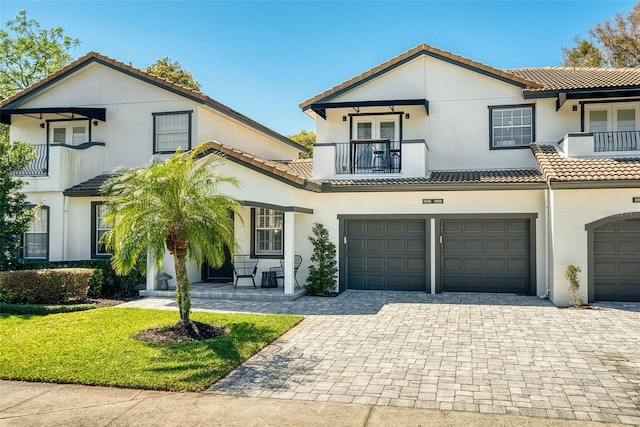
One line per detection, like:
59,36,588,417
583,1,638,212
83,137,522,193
1,0,637,136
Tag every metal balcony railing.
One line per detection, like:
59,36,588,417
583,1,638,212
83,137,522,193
13,144,48,176
593,131,639,152
335,140,401,174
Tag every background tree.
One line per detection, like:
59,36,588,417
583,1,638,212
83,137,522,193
146,57,201,91
0,140,37,270
0,10,80,144
563,2,640,67
562,38,604,67
288,129,315,159
103,146,239,330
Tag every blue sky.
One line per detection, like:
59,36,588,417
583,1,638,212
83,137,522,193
1,1,637,135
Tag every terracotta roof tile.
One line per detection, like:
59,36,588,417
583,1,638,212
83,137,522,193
300,43,542,109
511,67,640,94
0,52,305,152
278,159,313,179
531,143,640,182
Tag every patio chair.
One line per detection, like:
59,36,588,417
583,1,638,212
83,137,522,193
270,255,303,289
233,255,258,289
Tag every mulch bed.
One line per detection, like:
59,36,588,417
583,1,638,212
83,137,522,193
132,321,229,343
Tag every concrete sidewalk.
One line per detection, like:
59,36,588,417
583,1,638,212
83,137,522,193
0,380,620,426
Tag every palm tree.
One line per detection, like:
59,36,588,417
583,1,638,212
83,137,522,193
103,144,239,328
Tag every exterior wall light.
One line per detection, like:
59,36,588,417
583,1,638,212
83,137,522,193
423,199,443,204
405,113,410,119
633,197,640,203
342,116,347,122
39,123,45,128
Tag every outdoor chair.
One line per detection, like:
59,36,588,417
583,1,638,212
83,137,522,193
270,255,303,289
233,255,258,289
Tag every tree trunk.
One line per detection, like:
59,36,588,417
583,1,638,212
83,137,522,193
172,250,191,326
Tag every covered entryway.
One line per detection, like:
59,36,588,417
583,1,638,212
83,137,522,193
441,218,532,294
593,218,640,301
345,219,427,291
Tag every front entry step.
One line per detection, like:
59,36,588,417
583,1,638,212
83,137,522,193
141,282,306,302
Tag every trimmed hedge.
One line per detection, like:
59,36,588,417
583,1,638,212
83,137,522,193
6,260,145,297
0,268,101,304
0,302,97,315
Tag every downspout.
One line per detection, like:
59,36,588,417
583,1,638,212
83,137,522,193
63,195,70,261
542,188,550,298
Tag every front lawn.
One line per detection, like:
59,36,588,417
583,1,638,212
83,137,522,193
0,308,302,391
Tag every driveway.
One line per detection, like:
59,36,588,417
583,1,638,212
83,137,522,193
123,292,640,424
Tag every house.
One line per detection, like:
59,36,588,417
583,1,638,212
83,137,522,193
2,44,640,306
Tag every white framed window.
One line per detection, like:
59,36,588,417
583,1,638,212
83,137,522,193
253,208,283,257
23,206,48,260
352,115,400,141
153,111,192,153
92,202,112,258
51,122,88,145
586,103,639,132
489,105,535,149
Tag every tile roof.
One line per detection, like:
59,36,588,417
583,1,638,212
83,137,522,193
510,67,640,94
278,159,313,179
531,144,640,182
322,169,544,187
198,141,313,187
0,52,305,152
63,173,115,196
299,43,542,109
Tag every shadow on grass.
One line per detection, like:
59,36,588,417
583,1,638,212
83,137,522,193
139,321,299,391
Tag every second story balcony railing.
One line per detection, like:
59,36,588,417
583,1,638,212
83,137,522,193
594,131,639,152
13,144,48,176
335,139,401,174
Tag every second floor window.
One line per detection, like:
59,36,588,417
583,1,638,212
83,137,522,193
153,111,192,153
52,124,87,145
489,105,535,149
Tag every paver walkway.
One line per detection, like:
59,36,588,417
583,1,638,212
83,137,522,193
121,292,640,424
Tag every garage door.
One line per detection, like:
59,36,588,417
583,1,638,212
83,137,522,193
441,219,531,294
594,219,640,301
346,219,427,291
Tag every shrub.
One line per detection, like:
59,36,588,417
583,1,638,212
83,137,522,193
0,268,98,304
305,222,338,295
565,264,583,306
3,259,145,297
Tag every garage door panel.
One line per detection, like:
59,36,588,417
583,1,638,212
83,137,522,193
442,218,531,294
594,219,640,301
485,220,506,233
407,239,425,251
346,219,427,291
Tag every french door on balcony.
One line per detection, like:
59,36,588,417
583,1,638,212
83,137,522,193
587,104,639,151
350,115,400,173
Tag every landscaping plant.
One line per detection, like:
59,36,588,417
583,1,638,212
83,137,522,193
565,264,583,306
305,222,338,295
103,145,239,333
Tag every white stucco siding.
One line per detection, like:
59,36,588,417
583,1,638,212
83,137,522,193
548,187,640,306
315,55,547,174
197,106,300,160
535,99,580,144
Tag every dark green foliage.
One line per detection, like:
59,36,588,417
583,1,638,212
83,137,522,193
6,259,145,297
0,268,97,304
0,140,37,270
305,222,338,295
288,129,315,159
0,302,96,315
145,57,201,91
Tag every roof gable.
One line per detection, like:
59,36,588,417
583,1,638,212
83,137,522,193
1,52,306,152
300,43,542,110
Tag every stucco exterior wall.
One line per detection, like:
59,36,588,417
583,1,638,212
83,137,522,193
548,187,640,306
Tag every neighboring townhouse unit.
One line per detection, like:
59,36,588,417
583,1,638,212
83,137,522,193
2,44,640,306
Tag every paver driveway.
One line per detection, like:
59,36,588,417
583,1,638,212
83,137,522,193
123,292,640,424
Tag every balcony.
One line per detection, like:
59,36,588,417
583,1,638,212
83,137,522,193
594,131,639,152
14,144,48,176
335,140,401,174
561,132,640,158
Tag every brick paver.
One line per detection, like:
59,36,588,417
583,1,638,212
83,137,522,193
121,292,640,424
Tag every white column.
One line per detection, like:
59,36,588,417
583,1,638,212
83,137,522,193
146,252,158,291
283,211,295,295
430,218,436,294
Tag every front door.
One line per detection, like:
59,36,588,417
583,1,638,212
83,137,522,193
201,211,234,283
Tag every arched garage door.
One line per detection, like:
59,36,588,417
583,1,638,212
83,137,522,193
593,218,640,301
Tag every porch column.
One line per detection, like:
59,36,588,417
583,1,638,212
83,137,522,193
146,252,158,291
283,211,295,295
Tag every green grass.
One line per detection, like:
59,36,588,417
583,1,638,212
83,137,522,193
0,308,302,391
